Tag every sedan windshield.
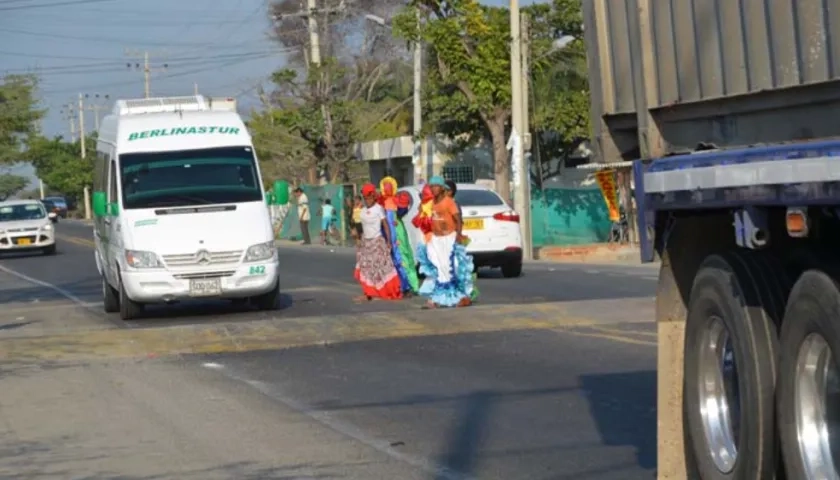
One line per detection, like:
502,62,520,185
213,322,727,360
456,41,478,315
119,146,263,209
0,204,47,222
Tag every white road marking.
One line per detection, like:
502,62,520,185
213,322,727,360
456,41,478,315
0,263,88,306
205,363,474,480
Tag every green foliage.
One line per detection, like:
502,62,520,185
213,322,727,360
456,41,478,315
247,107,315,185
24,134,95,200
0,174,27,201
0,74,45,164
264,0,412,184
393,0,513,140
528,0,590,183
394,0,590,186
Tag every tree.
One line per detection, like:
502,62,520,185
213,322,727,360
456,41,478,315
24,134,95,200
265,0,409,183
248,107,315,185
0,74,45,165
0,173,27,200
527,0,590,186
394,0,531,200
394,0,589,194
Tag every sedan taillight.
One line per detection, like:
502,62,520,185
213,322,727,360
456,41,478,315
493,211,520,222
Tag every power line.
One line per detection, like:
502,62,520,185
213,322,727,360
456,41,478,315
0,26,270,48
38,51,282,95
0,0,115,11
0,48,281,64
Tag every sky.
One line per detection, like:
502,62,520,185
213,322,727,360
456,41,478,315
0,0,542,185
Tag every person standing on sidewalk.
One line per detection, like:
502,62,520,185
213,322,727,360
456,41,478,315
294,187,311,245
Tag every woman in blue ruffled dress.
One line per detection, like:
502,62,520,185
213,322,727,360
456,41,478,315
416,176,476,308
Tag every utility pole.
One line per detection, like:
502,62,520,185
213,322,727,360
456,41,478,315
509,0,531,260
412,8,423,183
194,82,199,95
307,0,321,66
77,93,86,159
60,103,76,141
126,50,168,98
520,12,533,259
365,12,423,182
83,93,109,131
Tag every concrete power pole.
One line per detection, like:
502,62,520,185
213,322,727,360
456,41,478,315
307,0,321,66
60,104,76,141
412,8,423,183
520,13,533,259
126,50,168,98
83,94,109,131
509,0,532,260
77,93,86,159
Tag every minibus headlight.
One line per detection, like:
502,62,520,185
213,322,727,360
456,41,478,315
125,249,162,268
244,241,275,262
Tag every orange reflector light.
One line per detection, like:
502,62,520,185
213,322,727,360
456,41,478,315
786,211,806,234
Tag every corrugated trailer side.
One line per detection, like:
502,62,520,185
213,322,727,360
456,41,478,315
583,0,840,164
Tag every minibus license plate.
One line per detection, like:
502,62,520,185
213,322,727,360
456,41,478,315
189,278,221,297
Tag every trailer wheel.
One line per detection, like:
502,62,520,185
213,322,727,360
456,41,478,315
778,269,840,480
684,252,783,479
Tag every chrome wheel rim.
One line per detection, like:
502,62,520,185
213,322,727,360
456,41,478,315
795,332,840,480
698,316,740,473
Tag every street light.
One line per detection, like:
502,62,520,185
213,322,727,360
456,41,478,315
365,13,423,184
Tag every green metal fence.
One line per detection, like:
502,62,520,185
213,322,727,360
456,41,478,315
530,186,612,246
279,184,356,244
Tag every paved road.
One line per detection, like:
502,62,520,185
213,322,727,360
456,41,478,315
0,220,656,325
0,219,659,479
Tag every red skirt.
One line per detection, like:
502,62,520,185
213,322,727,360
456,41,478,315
354,236,402,299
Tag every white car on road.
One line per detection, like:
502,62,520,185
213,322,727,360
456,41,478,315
0,199,57,255
398,183,523,277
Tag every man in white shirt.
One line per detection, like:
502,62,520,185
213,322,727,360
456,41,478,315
294,187,312,245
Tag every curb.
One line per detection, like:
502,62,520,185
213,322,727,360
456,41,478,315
536,244,645,265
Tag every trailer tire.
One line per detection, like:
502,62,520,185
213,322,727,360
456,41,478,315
684,251,782,480
778,269,840,480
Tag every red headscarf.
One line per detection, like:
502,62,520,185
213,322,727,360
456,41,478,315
361,183,377,197
395,191,411,209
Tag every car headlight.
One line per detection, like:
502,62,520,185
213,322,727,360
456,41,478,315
41,223,52,231
125,249,162,268
244,241,275,262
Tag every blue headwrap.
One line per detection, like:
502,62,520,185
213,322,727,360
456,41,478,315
429,175,448,188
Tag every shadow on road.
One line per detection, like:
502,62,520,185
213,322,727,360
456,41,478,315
579,370,657,470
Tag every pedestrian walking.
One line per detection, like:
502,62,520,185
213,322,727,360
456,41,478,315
353,183,403,302
416,176,475,308
319,199,336,245
444,179,479,301
293,187,311,245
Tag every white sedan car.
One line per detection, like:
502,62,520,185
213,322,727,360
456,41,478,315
398,183,523,277
0,199,57,255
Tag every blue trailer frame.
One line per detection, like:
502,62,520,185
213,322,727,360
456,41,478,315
633,139,840,263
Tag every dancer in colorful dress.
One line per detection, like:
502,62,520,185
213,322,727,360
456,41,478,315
412,183,435,244
444,180,479,302
416,176,476,308
394,190,420,294
353,183,403,302
378,177,412,294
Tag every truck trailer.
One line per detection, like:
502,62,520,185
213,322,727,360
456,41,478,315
583,0,840,478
